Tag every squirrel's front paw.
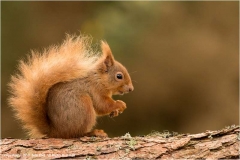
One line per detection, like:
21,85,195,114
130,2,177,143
109,100,126,118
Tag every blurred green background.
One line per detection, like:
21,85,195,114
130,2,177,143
2,1,239,138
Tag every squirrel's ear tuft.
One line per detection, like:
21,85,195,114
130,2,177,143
101,41,114,67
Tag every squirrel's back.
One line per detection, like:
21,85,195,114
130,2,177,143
8,35,100,138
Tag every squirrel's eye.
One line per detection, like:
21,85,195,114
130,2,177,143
116,74,123,79
115,72,124,81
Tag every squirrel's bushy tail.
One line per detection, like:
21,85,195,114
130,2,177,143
8,34,99,138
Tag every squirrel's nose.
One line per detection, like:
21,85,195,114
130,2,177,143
128,85,134,92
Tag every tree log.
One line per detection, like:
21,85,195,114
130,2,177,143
1,126,239,159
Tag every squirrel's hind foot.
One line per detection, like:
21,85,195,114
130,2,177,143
86,129,108,138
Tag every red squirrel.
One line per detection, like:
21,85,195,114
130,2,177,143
8,34,134,138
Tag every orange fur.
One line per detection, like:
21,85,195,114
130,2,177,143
8,34,134,138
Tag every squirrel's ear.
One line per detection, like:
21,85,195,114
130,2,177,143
101,41,114,67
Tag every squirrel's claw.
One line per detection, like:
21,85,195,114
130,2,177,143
109,110,119,118
109,100,127,118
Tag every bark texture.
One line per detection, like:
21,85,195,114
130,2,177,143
1,126,239,159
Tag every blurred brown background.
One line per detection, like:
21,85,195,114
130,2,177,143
2,1,239,138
